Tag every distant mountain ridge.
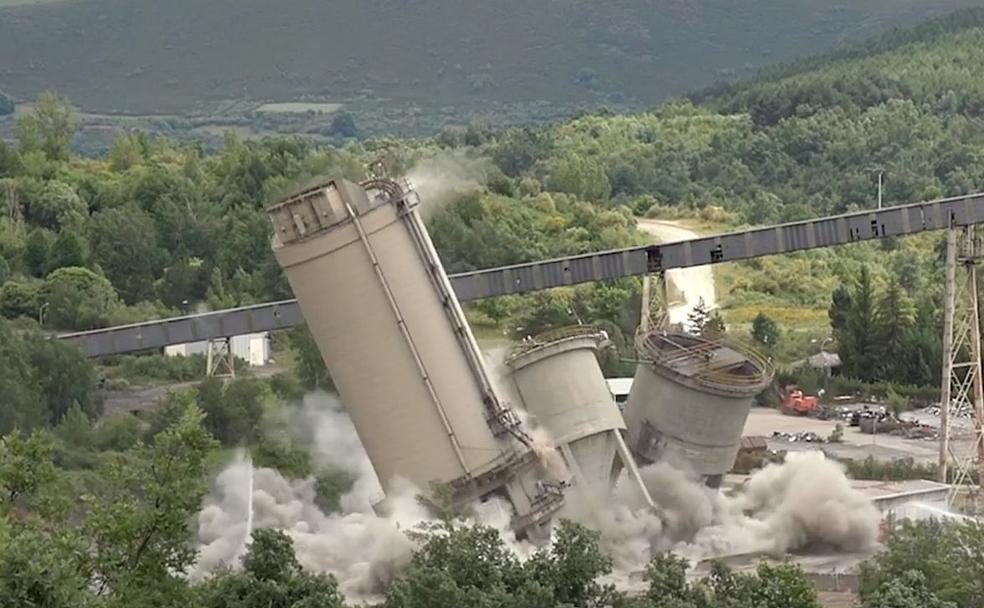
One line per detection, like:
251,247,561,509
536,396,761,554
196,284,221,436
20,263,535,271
0,0,981,116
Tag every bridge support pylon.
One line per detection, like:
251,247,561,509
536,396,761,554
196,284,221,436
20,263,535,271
939,225,984,508
640,272,669,332
206,337,236,378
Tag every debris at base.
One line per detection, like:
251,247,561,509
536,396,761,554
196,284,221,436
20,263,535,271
772,431,825,443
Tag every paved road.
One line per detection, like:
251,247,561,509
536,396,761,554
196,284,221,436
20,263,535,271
636,219,716,325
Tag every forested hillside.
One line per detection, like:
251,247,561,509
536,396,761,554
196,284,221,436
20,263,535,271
2,9,984,384
0,0,979,116
3,10,984,607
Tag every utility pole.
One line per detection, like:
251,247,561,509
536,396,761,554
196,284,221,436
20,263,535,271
939,225,984,502
640,275,652,333
940,229,956,483
877,170,884,210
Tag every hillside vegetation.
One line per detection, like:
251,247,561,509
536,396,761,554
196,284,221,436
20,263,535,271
0,0,979,119
2,9,984,375
3,12,984,607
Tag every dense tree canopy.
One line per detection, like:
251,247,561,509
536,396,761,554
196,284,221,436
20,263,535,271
3,11,984,608
16,92,78,162
860,520,984,608
0,319,99,433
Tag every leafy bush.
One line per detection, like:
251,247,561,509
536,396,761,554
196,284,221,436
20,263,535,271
113,353,207,382
197,377,266,446
0,320,100,433
197,529,346,608
288,325,334,391
860,519,984,608
94,412,144,452
0,280,40,319
267,372,304,402
839,456,937,481
40,266,120,330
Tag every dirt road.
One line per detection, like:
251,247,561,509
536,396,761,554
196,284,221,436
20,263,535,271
100,364,287,418
636,219,716,325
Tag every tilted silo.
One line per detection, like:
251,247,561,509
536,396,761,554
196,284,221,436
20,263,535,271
505,326,653,506
267,178,565,536
623,330,773,488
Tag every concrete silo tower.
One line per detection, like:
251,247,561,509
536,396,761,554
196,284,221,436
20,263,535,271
623,330,773,488
267,178,565,536
505,326,653,506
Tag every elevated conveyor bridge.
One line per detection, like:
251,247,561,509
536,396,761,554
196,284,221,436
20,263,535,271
59,192,984,357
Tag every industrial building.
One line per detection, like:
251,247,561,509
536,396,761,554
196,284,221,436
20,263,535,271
164,332,271,367
505,326,653,507
266,177,567,537
624,329,774,487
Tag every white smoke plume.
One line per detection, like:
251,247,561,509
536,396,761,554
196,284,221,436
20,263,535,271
564,451,882,572
405,150,494,219
280,392,385,512
193,393,427,600
193,391,881,600
195,457,428,600
192,392,539,601
478,343,880,571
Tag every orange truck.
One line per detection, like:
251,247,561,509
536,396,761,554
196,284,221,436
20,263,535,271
779,387,821,416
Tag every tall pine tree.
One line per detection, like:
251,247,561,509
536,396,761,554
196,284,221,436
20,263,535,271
832,267,879,381
686,297,711,335
875,277,916,378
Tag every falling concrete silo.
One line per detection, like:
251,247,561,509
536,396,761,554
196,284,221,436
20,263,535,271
506,326,653,506
267,178,565,536
623,330,773,488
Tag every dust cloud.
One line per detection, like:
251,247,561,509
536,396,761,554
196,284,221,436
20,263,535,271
192,394,427,600
405,150,493,219
568,451,881,571
192,393,536,601
192,393,881,601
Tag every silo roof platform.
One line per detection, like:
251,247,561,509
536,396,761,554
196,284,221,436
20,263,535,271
636,331,772,398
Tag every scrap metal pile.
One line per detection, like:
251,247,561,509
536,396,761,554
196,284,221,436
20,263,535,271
922,403,975,419
771,431,826,443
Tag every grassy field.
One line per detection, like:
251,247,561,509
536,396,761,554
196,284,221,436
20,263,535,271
0,0,979,121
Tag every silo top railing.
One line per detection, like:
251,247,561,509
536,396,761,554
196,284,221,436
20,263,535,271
635,324,774,395
507,325,610,361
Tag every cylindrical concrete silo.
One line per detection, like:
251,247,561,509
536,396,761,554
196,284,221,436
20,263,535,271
623,330,773,487
506,327,653,506
267,178,565,535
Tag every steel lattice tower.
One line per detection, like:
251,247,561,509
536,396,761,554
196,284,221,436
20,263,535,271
939,225,984,504
206,337,236,378
640,273,669,332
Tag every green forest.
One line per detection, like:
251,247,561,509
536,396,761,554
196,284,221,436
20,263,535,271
1,0,976,116
4,7,984,608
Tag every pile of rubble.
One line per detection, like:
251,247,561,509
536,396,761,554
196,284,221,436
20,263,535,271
856,413,937,439
921,403,974,419
771,431,826,443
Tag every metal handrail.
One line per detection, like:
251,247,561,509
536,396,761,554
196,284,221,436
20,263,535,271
635,322,774,393
507,325,608,360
